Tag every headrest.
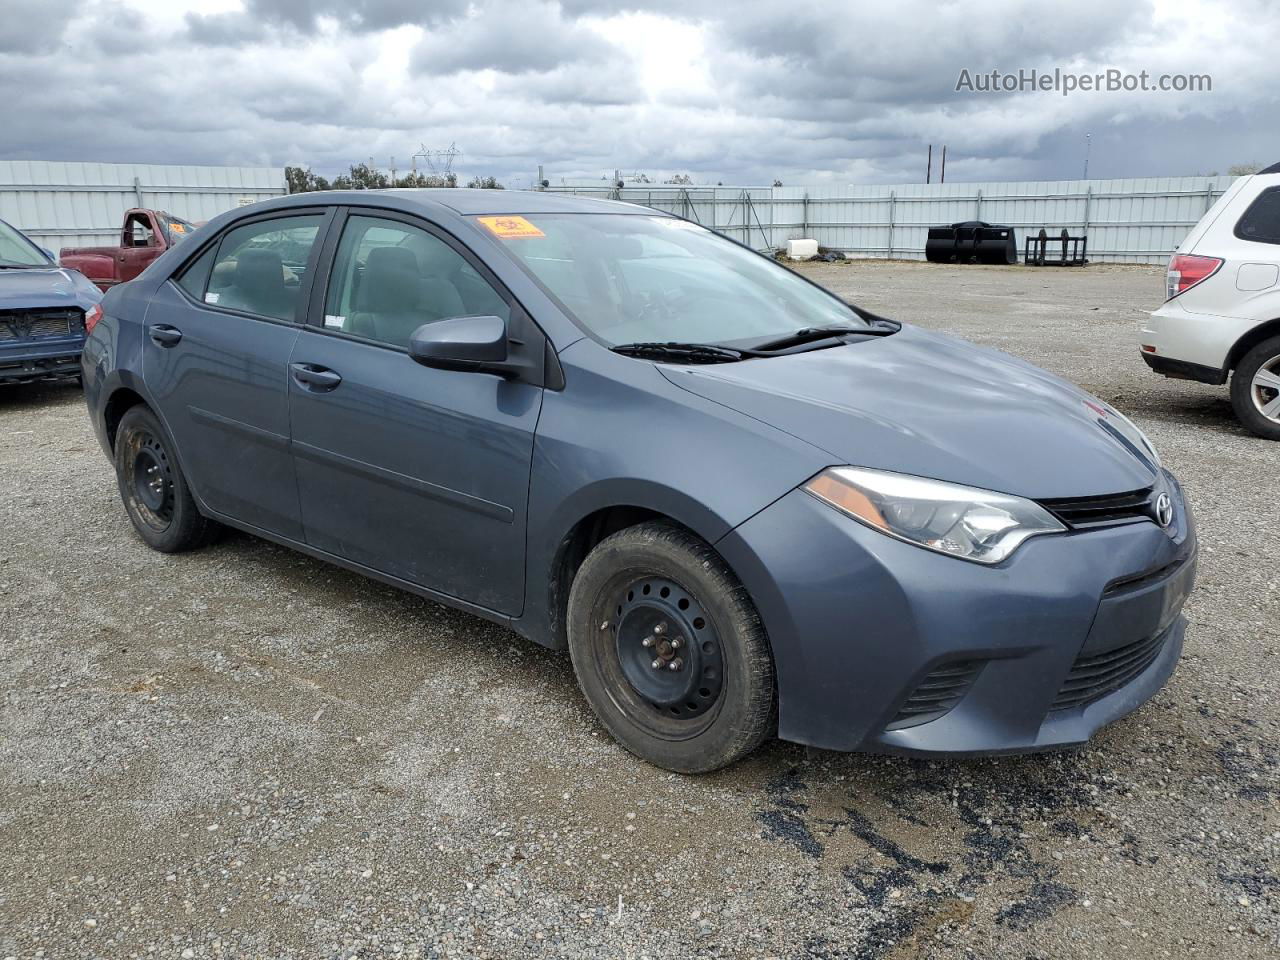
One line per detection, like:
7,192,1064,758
236,248,284,295
361,246,421,314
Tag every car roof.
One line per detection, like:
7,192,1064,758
261,188,660,218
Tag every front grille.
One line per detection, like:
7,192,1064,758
1039,487,1156,529
0,308,82,341
1051,629,1168,711
887,660,984,730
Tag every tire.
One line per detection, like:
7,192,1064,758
1230,335,1280,441
566,521,775,773
114,405,218,552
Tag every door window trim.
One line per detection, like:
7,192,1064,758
165,206,337,327
303,205,541,354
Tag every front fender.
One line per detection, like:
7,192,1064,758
513,341,830,648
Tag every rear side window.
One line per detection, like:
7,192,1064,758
174,244,216,300
204,215,322,322
1234,187,1280,245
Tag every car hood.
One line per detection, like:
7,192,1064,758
659,324,1158,499
0,266,101,311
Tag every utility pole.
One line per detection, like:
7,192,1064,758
940,145,947,183
926,144,932,184
1083,133,1092,179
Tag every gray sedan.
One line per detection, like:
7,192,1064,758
82,190,1196,772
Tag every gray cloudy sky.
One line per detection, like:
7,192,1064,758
1,0,1275,186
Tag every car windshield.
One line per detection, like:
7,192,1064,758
160,214,198,245
477,213,867,346
0,220,50,267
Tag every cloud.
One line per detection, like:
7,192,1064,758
410,1,618,76
0,0,1276,189
0,0,80,53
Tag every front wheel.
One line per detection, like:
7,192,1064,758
1230,335,1280,440
566,521,775,773
114,405,219,552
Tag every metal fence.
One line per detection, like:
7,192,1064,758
0,160,286,255
544,176,1237,264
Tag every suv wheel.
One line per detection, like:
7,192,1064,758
1230,335,1280,440
115,405,219,552
566,521,775,773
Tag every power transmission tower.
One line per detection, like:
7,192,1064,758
412,142,461,176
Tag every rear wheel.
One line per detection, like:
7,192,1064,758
1230,336,1280,440
114,405,218,552
566,521,775,773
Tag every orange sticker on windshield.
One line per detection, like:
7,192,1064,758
477,215,545,238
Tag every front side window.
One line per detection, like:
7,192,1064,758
477,213,868,347
204,215,321,322
324,215,508,349
125,214,155,248
1235,187,1280,245
0,220,50,267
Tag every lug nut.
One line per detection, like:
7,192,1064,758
653,623,667,635
641,637,653,648
667,658,683,671
651,659,662,669
670,637,682,649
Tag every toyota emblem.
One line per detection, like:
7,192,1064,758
1155,493,1173,528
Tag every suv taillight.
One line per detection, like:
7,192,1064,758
83,303,103,335
1166,253,1223,300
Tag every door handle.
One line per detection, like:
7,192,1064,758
290,362,342,391
148,324,183,347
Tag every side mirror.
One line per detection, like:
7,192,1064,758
408,315,510,374
40,246,56,262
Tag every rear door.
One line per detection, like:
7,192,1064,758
287,208,543,615
143,207,333,539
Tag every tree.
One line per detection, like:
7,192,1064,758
395,171,457,188
467,175,505,189
332,163,391,190
286,163,460,192
1228,162,1262,176
666,173,693,185
285,165,331,194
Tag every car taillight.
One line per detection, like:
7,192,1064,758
1166,253,1223,300
83,303,103,335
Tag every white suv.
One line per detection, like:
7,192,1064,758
1139,163,1280,439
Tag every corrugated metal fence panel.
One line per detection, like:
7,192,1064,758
0,160,285,254
549,175,1237,263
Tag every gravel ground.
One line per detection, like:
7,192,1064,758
1,260,1276,960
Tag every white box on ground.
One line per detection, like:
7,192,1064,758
786,238,819,260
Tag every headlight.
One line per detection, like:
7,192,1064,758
803,466,1065,564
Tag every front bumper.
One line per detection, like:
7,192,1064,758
0,336,84,383
717,470,1196,754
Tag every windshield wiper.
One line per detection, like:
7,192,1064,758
744,322,899,353
611,341,745,363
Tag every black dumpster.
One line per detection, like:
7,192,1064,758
925,221,1017,264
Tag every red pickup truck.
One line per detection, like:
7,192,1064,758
60,208,200,291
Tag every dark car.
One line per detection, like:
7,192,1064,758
1,218,102,385
81,190,1196,773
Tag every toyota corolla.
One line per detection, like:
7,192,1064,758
81,190,1196,773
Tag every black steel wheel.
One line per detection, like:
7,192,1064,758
115,405,219,552
567,521,775,773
